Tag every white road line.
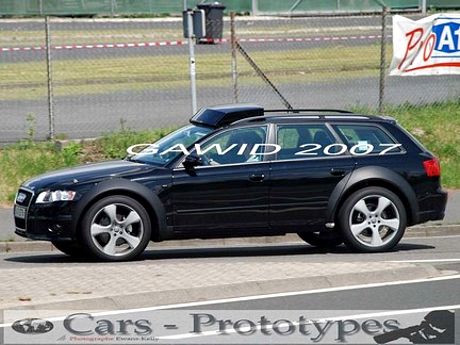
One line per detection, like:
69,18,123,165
0,34,393,53
404,234,460,240
389,258,460,263
0,274,459,328
158,304,460,340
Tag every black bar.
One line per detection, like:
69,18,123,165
264,109,354,114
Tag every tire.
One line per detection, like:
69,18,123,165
52,241,88,258
298,231,343,248
80,195,152,261
338,186,407,253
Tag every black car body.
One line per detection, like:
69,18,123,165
14,104,447,260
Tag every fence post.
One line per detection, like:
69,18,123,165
38,0,43,16
421,0,427,14
184,0,198,114
378,6,387,113
110,0,116,17
45,16,55,140
230,12,239,103
251,0,259,15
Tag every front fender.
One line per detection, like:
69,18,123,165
326,166,419,225
71,178,167,239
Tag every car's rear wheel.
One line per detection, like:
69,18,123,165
298,231,343,248
80,195,151,261
52,241,87,258
338,187,406,252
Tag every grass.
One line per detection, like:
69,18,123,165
0,128,173,206
0,100,458,205
0,43,389,101
356,100,460,189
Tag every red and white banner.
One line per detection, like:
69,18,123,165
390,14,460,76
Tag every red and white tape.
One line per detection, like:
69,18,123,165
0,34,387,53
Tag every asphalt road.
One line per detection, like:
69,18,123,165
157,277,460,343
1,235,460,269
2,278,459,344
0,15,396,31
2,75,459,142
1,38,381,63
0,15,390,63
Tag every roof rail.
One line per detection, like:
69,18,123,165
264,108,354,114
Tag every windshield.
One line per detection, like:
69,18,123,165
129,125,212,165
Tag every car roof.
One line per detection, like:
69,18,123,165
189,103,395,129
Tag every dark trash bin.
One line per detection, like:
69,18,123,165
197,2,225,43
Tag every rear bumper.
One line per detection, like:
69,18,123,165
415,189,448,224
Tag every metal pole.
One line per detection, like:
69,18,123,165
45,16,55,140
110,0,116,17
236,42,293,110
251,0,258,16
230,12,239,103
38,0,43,16
378,6,387,113
185,5,198,114
421,0,427,14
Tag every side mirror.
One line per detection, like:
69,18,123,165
183,154,202,170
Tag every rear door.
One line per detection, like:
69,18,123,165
269,123,355,231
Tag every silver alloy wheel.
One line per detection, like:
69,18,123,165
348,194,400,247
90,203,144,257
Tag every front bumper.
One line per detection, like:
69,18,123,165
14,188,76,241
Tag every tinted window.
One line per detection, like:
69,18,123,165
198,126,267,166
131,125,212,165
277,124,336,160
334,124,401,154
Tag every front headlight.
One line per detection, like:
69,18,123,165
36,190,77,204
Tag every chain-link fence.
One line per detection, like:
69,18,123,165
1,0,459,16
1,12,459,142
231,13,459,110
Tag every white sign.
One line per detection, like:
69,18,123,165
390,14,460,76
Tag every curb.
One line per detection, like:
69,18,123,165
6,264,440,311
1,225,459,254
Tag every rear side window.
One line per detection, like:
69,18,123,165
277,124,337,160
333,124,402,154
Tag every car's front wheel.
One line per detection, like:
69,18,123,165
338,187,407,252
80,195,152,261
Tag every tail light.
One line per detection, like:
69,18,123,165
423,158,441,177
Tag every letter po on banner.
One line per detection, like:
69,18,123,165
390,14,460,76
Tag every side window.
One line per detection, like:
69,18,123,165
333,124,401,154
277,124,336,160
198,126,267,166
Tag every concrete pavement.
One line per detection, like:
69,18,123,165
1,235,460,311
0,260,440,311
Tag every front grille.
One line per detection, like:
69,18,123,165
14,188,34,231
15,189,33,207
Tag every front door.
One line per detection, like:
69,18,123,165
172,125,270,233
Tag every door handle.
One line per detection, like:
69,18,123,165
330,168,345,176
249,173,265,182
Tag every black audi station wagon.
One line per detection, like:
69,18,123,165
14,104,447,261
